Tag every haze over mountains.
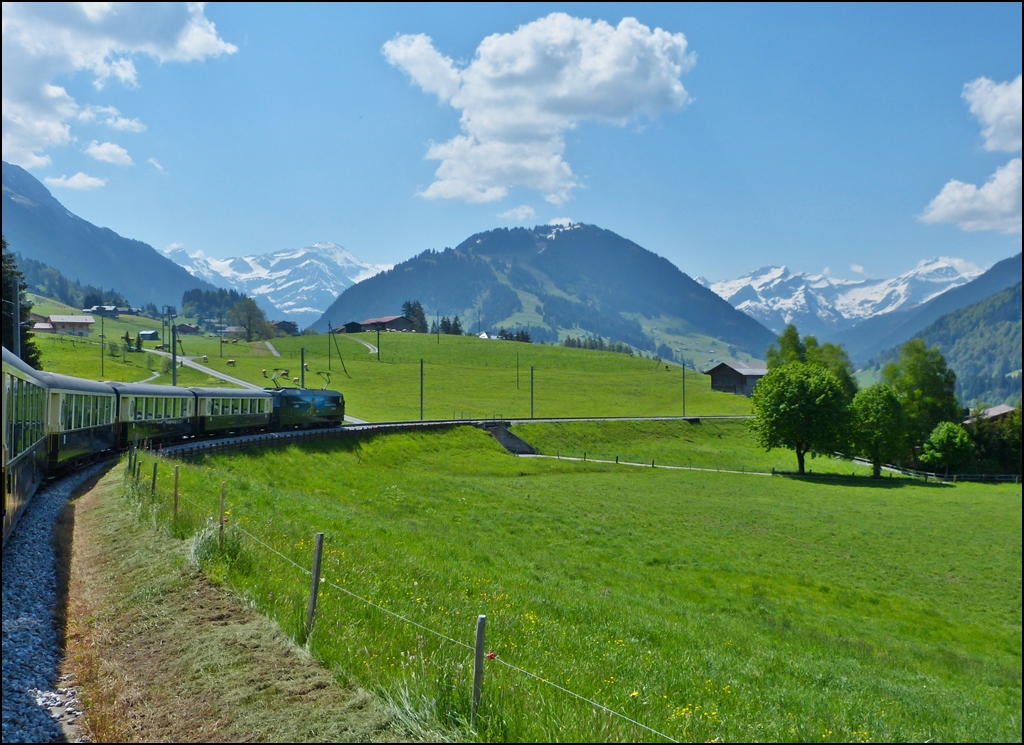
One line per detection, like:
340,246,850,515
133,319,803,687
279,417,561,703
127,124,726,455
162,243,390,328
2,161,214,308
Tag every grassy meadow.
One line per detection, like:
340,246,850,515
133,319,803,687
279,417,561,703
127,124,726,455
129,422,1022,742
30,305,752,420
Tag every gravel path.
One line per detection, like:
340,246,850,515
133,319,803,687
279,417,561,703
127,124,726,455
3,467,101,743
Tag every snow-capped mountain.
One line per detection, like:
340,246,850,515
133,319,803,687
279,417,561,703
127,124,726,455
697,257,984,338
162,242,390,328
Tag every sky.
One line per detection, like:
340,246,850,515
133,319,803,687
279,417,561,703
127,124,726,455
2,2,1021,282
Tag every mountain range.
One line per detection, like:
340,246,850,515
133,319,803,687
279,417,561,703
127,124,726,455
312,223,777,361
697,258,984,339
162,243,390,328
2,161,214,308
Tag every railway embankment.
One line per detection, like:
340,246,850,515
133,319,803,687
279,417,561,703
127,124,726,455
54,467,412,742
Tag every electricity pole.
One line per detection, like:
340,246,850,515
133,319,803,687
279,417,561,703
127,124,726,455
171,322,178,386
100,315,104,377
682,365,687,417
420,358,424,420
301,347,306,388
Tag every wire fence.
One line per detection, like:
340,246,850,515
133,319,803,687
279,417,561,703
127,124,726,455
125,451,680,742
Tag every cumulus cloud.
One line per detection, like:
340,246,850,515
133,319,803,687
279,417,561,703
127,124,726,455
964,74,1022,152
921,74,1022,235
2,3,235,168
921,158,1021,234
850,264,867,276
384,13,694,205
498,205,536,221
44,172,106,189
548,217,575,227
84,140,133,166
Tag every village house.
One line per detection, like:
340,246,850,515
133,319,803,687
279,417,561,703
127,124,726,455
46,315,95,337
358,315,415,332
703,360,768,397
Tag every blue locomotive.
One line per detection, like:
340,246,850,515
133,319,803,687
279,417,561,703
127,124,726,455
2,347,344,545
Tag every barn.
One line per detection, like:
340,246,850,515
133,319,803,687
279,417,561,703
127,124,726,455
704,361,767,397
359,315,415,332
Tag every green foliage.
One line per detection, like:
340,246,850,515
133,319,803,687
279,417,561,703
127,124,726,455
750,362,849,474
561,335,633,355
850,384,906,476
1,236,41,367
182,287,248,322
967,405,1022,474
143,429,1022,742
873,282,1022,407
400,300,428,333
767,324,857,401
919,421,974,474
479,283,522,328
229,297,274,342
882,339,961,451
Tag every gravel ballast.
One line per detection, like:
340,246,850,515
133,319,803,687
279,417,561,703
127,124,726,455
2,467,100,743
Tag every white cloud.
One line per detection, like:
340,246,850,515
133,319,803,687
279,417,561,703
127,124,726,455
850,264,867,276
384,13,694,205
148,157,165,172
922,74,1022,235
498,204,536,221
963,74,1022,152
84,140,132,166
44,172,107,189
921,158,1022,234
78,105,146,132
548,217,575,227
2,3,235,168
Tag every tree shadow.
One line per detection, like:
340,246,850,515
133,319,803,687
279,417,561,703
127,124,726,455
774,472,953,489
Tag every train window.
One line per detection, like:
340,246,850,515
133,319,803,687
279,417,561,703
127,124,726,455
211,398,219,415
243,399,251,414
171,398,178,418
143,397,152,420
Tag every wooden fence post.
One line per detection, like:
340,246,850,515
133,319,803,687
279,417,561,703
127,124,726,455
472,614,487,725
151,462,158,494
305,532,325,638
219,481,226,552
173,465,180,523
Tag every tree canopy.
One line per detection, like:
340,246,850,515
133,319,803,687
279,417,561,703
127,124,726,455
766,324,857,401
882,338,961,448
749,362,849,474
229,297,274,342
2,236,41,368
850,383,906,477
919,422,974,475
401,300,428,333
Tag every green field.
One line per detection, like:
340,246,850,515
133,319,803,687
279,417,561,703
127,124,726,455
515,419,875,475
131,423,1022,742
30,305,753,419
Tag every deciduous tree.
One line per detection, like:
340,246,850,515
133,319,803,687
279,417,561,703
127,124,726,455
850,383,905,477
882,339,960,449
750,362,848,474
919,421,974,475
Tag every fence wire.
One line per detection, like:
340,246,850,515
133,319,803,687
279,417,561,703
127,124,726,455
137,463,677,742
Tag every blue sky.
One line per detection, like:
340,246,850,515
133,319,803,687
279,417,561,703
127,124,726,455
3,3,1021,281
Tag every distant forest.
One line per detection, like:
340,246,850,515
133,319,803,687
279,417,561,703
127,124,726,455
872,281,1022,406
181,288,250,321
17,254,130,309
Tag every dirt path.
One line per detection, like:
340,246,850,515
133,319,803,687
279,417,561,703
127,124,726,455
61,468,409,742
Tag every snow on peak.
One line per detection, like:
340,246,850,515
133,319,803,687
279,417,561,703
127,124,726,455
163,242,389,328
706,257,985,337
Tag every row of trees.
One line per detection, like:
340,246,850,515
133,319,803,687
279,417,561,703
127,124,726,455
563,335,633,355
751,325,1021,476
2,237,42,368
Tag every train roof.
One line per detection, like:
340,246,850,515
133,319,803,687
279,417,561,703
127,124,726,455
190,387,272,398
265,387,343,397
2,347,45,384
108,381,196,397
34,370,118,395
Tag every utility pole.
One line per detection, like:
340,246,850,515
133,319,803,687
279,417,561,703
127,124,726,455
436,312,440,344
517,351,519,389
420,358,424,421
219,314,224,357
376,326,381,361
301,347,305,388
171,322,178,386
530,366,535,419
100,315,105,378
682,365,687,417
327,322,332,371
12,292,21,358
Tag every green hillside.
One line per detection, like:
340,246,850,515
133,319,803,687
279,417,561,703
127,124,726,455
867,282,1022,406
311,224,775,365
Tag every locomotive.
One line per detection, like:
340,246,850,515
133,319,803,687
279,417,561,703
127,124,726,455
2,347,344,545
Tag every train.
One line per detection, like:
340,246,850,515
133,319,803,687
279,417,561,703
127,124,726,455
2,347,344,545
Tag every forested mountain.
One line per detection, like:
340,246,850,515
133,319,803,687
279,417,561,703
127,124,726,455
831,253,1022,364
869,282,1022,406
312,223,775,357
2,161,215,308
